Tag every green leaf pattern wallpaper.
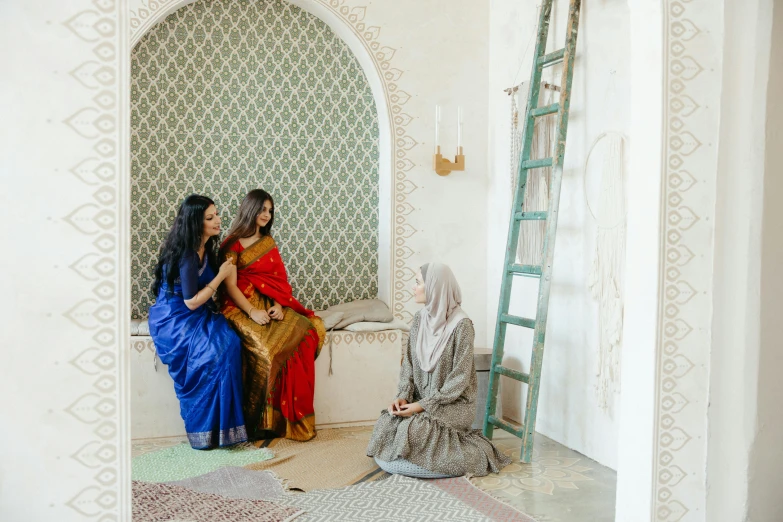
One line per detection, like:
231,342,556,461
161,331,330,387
131,0,380,319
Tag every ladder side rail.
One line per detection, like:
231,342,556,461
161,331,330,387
519,0,583,463
483,0,556,439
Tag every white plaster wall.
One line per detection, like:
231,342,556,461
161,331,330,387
487,0,631,469
707,0,783,520
614,1,662,518
706,0,772,520
357,0,491,341
0,1,133,518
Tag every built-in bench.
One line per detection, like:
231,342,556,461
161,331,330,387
130,320,497,439
130,319,405,439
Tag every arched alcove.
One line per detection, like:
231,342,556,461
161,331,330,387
130,0,393,318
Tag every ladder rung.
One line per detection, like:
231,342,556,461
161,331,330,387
538,48,565,67
514,211,548,221
500,314,536,329
521,158,553,170
494,364,530,383
531,103,559,117
508,264,542,277
488,415,525,438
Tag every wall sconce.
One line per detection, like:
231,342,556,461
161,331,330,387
433,105,465,176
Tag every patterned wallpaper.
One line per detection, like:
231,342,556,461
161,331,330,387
130,0,380,319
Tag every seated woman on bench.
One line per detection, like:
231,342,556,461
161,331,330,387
148,194,247,450
367,263,510,477
220,189,325,442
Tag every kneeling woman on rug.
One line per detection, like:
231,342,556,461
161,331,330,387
367,263,510,477
148,194,247,449
220,189,325,442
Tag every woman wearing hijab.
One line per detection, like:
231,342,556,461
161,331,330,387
366,263,510,477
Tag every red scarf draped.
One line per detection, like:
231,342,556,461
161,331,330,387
221,237,313,318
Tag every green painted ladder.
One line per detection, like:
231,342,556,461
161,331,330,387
483,0,582,464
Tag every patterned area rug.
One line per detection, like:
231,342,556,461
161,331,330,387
168,467,286,500
132,480,302,522
131,442,275,482
431,476,535,522
162,467,533,521
247,427,389,491
275,473,534,522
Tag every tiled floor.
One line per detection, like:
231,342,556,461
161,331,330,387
472,430,617,522
132,426,616,522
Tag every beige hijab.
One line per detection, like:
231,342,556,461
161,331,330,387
415,263,470,372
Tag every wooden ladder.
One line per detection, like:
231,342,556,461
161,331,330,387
483,0,582,463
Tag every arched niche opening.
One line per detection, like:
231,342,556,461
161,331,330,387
130,0,393,319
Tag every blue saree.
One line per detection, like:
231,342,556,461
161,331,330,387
149,251,247,449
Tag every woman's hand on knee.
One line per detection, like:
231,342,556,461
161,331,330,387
388,398,408,414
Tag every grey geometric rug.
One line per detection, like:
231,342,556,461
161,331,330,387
276,473,526,522
132,480,302,522
167,466,286,501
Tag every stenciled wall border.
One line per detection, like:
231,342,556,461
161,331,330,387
652,1,719,520
132,330,401,355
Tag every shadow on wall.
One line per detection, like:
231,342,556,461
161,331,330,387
750,2,783,518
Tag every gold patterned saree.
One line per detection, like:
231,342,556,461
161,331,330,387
221,236,325,441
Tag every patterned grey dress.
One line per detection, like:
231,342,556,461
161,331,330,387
366,313,511,477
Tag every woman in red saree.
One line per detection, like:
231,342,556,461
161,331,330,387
220,189,325,441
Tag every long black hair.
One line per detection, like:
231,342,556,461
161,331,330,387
152,194,219,296
220,189,275,254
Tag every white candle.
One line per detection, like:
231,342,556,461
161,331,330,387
435,104,440,152
457,106,463,148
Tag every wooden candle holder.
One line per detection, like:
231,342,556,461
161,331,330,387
433,146,465,176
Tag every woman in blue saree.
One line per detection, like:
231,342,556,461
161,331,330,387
148,194,247,449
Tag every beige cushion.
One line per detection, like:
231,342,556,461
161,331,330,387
314,310,345,330
344,318,411,332
131,319,150,336
322,299,394,330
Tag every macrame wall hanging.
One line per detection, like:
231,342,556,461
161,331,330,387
508,81,557,267
507,75,627,414
584,131,627,413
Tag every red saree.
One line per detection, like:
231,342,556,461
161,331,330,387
221,236,325,441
